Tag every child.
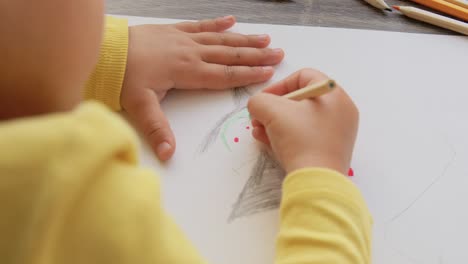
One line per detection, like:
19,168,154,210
0,1,372,263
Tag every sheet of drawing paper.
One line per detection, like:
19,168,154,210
122,15,468,264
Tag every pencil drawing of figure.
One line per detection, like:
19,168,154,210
197,87,250,154
229,150,284,221
197,87,285,222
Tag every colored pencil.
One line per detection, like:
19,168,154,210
284,79,336,101
364,0,392,11
444,0,468,10
393,6,468,35
410,0,468,21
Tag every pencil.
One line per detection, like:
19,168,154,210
444,0,468,10
284,79,336,101
364,0,392,11
393,6,468,35
409,0,468,22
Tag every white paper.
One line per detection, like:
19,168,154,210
122,15,468,264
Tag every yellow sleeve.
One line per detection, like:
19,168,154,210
54,161,207,264
0,103,205,264
84,16,128,111
51,105,206,264
275,168,373,264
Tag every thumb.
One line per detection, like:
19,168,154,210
247,93,289,126
125,90,176,161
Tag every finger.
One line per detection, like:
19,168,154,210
125,89,176,161
174,16,236,33
263,68,329,96
191,32,270,48
247,93,291,126
194,64,275,89
252,125,270,146
251,119,262,128
200,46,284,66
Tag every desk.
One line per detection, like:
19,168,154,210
107,0,456,34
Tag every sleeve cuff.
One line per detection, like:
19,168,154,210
84,16,129,111
283,167,371,216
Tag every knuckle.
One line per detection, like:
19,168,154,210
197,21,204,32
199,67,216,80
217,33,226,45
123,95,144,110
310,69,329,80
195,34,208,44
176,50,198,67
303,67,319,74
146,120,168,139
337,88,359,121
250,66,264,75
224,65,236,80
247,94,263,112
172,39,194,52
300,68,329,83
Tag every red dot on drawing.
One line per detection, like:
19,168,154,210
234,137,239,143
246,126,250,130
348,168,354,177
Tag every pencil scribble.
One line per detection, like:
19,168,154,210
233,86,252,106
384,137,457,264
197,106,246,153
389,139,456,223
198,87,251,153
197,87,285,221
229,151,284,222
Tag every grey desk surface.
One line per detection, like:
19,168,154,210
107,0,459,35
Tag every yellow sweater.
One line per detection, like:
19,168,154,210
0,17,373,264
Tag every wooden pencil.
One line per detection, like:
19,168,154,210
393,6,468,35
409,0,468,22
364,0,392,11
444,0,468,10
284,79,336,101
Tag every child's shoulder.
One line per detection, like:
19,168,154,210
0,101,139,171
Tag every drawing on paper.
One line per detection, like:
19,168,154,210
198,87,251,153
197,87,285,221
198,86,356,222
384,137,457,263
229,150,284,221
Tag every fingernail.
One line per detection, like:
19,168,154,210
257,34,269,42
273,48,283,54
156,142,172,159
262,66,274,73
221,15,234,22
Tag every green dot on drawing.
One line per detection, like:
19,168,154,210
329,81,336,89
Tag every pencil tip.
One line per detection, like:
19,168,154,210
385,8,393,12
392,6,400,11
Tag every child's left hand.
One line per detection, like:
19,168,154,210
121,16,284,161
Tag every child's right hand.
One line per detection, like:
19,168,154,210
247,68,359,175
